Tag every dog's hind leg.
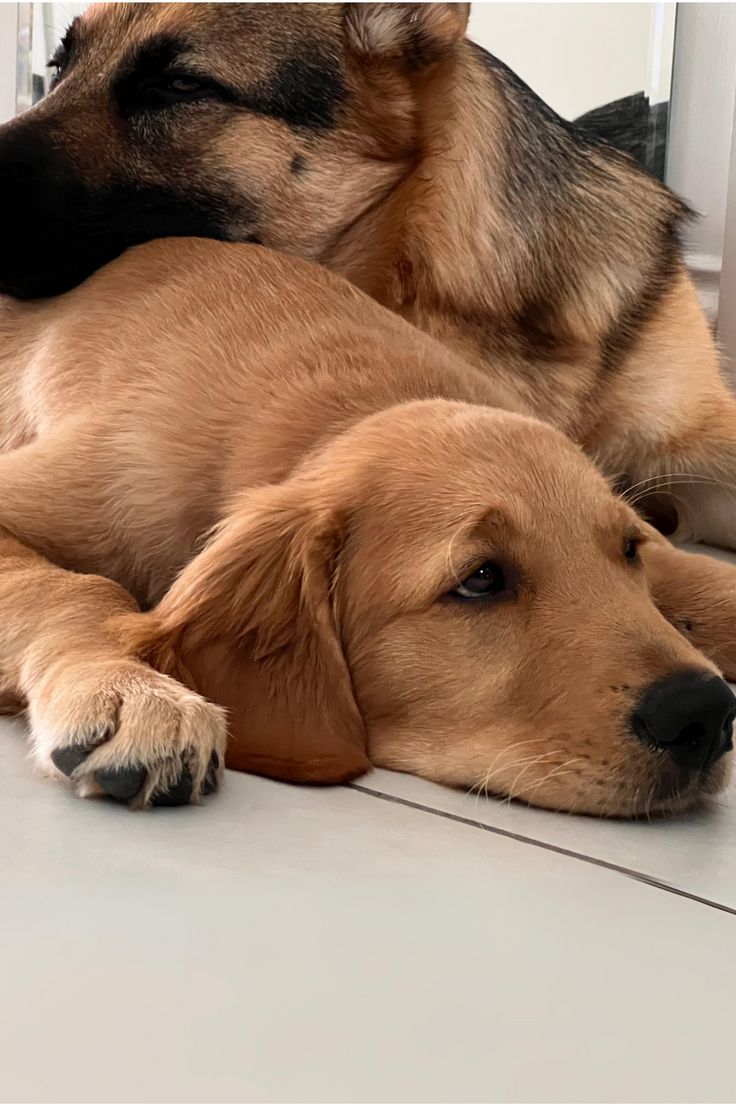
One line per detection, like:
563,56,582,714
0,438,226,807
631,396,736,553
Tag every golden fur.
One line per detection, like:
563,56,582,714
5,2,735,549
1,4,736,815
0,238,732,815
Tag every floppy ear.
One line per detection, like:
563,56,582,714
344,3,470,66
117,483,371,784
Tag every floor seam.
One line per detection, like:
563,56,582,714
348,782,736,917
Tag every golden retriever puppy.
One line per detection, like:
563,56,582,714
0,238,733,816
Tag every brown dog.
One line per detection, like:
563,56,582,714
2,3,736,816
1,3,734,551
0,237,735,817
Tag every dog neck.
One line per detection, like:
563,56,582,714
323,41,686,435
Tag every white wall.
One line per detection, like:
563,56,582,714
717,61,736,376
0,5,18,124
32,2,88,99
467,3,673,120
666,3,736,263
21,3,673,124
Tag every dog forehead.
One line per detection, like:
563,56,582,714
81,2,343,65
340,405,619,555
353,402,605,510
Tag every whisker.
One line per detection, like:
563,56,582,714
622,473,736,511
444,508,484,587
628,477,732,506
470,737,550,807
522,758,585,803
504,751,562,805
622,471,736,499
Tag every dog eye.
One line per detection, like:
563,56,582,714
453,561,508,600
166,76,204,95
624,537,641,562
46,46,67,89
136,74,217,107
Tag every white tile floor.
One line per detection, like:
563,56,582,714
3,550,736,1103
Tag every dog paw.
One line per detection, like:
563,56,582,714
30,662,227,808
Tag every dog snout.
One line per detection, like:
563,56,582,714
0,122,87,298
631,671,736,769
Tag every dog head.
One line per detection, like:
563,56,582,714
123,400,734,816
0,2,469,297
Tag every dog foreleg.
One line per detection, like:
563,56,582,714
642,535,736,680
0,434,227,807
0,529,225,805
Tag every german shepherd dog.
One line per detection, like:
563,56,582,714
2,4,733,545
1,2,736,814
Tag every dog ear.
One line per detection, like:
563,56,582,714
344,3,470,66
117,482,370,784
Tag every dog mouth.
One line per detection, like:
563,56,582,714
473,752,732,819
588,755,732,820
0,121,251,298
641,756,732,818
0,186,237,299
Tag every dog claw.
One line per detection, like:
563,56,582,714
95,765,147,802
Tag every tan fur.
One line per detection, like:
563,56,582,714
11,0,732,547
0,238,732,815
2,4,736,815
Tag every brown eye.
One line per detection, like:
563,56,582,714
453,561,507,600
168,77,203,94
624,537,640,561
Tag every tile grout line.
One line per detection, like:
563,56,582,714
347,782,736,917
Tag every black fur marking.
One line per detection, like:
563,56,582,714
0,120,255,297
575,93,669,181
114,35,195,113
239,52,347,130
59,19,79,55
113,39,346,130
471,43,691,376
599,237,682,373
404,28,450,71
290,152,307,175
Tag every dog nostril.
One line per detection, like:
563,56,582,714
676,721,705,750
631,672,736,770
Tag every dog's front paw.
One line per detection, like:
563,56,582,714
29,662,227,808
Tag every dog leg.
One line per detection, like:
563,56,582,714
0,529,226,806
641,535,736,679
0,434,226,805
646,397,736,551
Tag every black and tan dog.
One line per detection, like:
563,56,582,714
2,3,736,814
2,3,734,550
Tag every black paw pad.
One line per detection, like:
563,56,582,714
95,766,147,802
51,744,97,778
152,770,193,807
202,752,221,796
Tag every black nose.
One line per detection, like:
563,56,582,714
0,121,90,298
631,672,736,769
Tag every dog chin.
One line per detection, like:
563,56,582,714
477,755,733,819
637,756,733,819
